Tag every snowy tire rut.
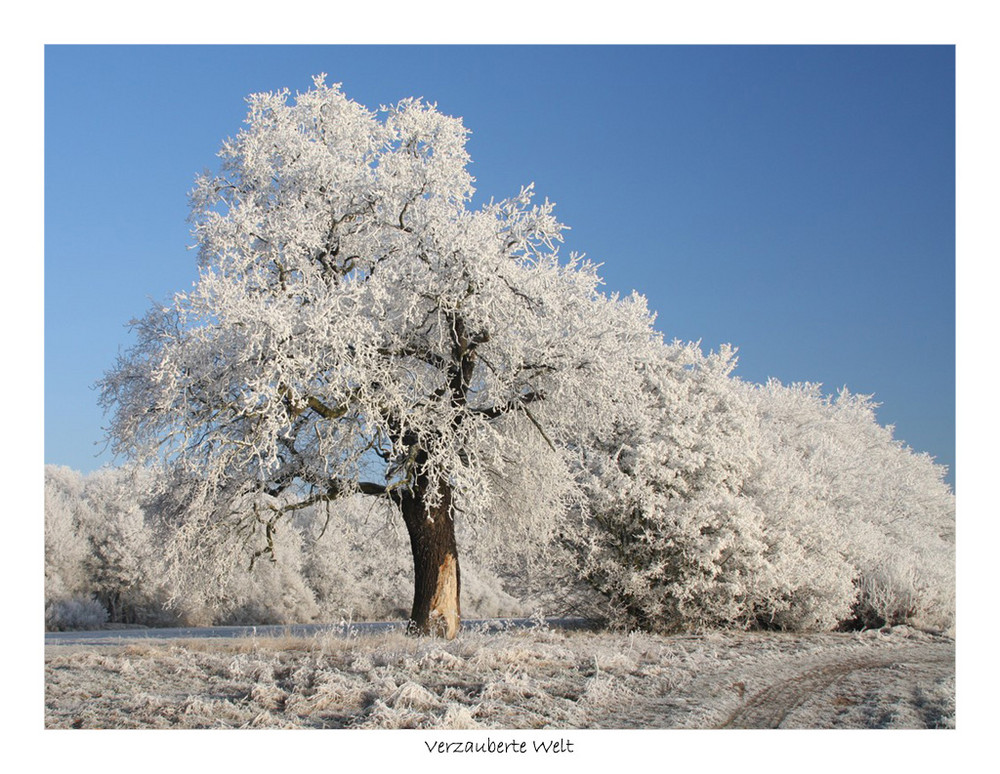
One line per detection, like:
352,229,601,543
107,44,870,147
715,644,954,729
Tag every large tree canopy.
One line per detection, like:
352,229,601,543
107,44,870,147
100,76,659,637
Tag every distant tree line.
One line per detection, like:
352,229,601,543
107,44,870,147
44,465,529,630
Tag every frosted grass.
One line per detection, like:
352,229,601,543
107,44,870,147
45,624,953,730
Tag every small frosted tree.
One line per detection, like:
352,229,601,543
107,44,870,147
76,466,161,624
100,77,657,638
44,466,87,601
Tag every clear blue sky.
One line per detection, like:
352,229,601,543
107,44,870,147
44,44,955,486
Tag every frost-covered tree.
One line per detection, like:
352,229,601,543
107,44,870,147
45,465,166,627
746,381,955,631
44,466,100,628
99,77,657,638
292,495,530,623
568,342,786,631
76,466,162,624
572,349,955,634
44,466,88,603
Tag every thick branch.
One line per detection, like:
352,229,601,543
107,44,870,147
471,390,546,420
358,481,388,496
307,395,349,420
377,344,446,370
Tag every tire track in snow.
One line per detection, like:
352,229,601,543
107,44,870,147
716,644,954,729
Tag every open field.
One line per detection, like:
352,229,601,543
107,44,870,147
44,622,954,730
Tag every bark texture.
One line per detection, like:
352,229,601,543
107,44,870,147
400,476,462,639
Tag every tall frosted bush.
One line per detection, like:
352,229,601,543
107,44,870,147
748,382,955,631
570,342,783,631
572,347,954,633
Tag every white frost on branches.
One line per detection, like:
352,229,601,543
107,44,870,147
569,345,955,633
100,76,659,565
91,77,954,635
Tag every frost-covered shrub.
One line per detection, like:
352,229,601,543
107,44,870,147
76,466,167,624
459,565,531,620
749,382,955,631
570,344,955,634
45,595,109,631
568,342,785,631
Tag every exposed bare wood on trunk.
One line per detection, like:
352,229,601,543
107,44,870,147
428,554,460,639
399,475,462,639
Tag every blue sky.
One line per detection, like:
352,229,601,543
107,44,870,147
44,44,955,485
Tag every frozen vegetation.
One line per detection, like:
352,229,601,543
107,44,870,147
86,78,954,639
45,467,534,630
44,623,953,729
44,79,956,732
44,407,956,637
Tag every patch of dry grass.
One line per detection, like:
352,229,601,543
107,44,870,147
45,625,954,730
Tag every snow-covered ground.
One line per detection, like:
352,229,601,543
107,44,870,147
44,622,953,729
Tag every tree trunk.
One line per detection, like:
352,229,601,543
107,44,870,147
399,476,461,639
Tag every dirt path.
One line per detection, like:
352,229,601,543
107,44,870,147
716,643,955,728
